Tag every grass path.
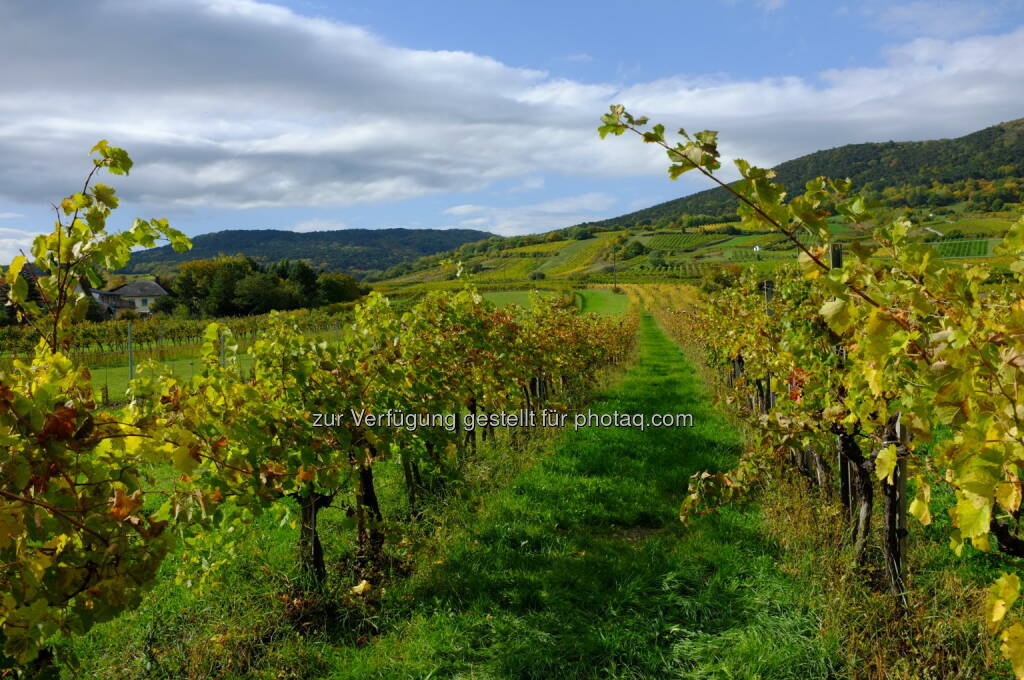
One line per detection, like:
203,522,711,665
327,314,836,678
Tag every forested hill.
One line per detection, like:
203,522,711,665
118,227,494,277
595,116,1024,228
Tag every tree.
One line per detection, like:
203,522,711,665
84,295,108,321
233,272,280,314
570,225,595,240
284,260,319,300
317,273,363,304
149,293,176,315
619,240,648,259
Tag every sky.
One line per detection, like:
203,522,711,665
1,0,1024,262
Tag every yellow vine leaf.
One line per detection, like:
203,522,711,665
1003,622,1024,678
875,444,898,484
997,481,1023,514
989,573,1021,633
909,483,932,525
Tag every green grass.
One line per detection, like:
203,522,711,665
474,257,544,281
505,240,569,255
331,316,836,678
64,315,836,679
576,289,630,316
938,217,1014,236
85,327,341,401
88,355,258,401
536,233,622,277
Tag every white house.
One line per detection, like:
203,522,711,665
95,280,170,317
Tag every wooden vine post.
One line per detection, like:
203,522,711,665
762,279,774,415
882,412,910,599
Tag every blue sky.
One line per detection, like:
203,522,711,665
1,0,1024,262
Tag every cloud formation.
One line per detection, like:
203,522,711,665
0,0,1021,245
0,227,38,262
444,193,616,236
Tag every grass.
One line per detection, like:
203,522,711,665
84,327,341,402
505,240,569,255
938,217,1014,236
479,258,545,281
88,354,259,401
61,314,836,679
536,233,621,277
576,288,631,316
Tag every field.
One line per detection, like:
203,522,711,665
645,233,723,250
931,216,1014,236
363,209,1010,291
504,240,569,254
59,309,842,679
461,256,540,281
933,238,993,258
576,288,630,315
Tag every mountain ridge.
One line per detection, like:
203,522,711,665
591,116,1024,228
119,227,494,277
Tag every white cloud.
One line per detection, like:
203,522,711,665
0,212,23,219
448,192,616,236
290,218,347,232
565,53,593,63
508,175,545,193
0,227,43,265
0,0,1021,230
612,27,1024,167
443,204,488,216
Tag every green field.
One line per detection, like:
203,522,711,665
645,233,722,250
536,232,623,276
933,239,993,258
505,240,569,254
87,354,258,402
368,211,1011,292
481,288,629,317
576,288,631,316
935,217,1014,236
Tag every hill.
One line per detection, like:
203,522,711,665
594,117,1024,228
118,228,494,277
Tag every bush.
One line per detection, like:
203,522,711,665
149,294,176,315
528,271,546,280
570,225,595,240
698,264,742,294
619,241,648,259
